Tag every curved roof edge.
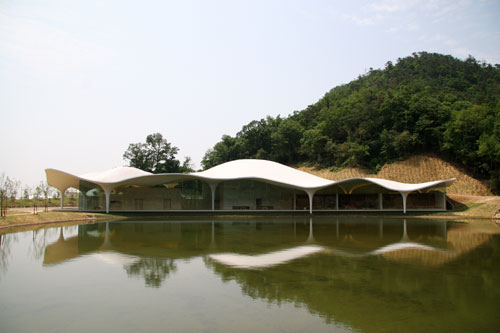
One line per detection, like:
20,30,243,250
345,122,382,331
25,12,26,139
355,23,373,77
45,159,456,193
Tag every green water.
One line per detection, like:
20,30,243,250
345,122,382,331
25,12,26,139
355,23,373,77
1,217,499,332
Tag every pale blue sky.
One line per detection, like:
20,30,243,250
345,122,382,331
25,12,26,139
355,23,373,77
1,0,499,187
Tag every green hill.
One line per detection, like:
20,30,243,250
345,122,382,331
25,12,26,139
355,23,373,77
202,52,500,193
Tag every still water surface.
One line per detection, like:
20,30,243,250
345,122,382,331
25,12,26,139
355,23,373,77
1,217,499,332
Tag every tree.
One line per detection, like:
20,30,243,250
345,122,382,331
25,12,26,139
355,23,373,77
123,133,191,174
0,175,19,216
0,174,7,217
180,156,194,173
23,186,31,200
200,52,500,192
33,185,42,201
8,179,20,207
39,181,52,210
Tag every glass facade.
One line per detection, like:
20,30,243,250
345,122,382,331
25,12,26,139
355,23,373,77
78,180,106,211
407,191,445,209
382,193,403,209
339,194,379,209
77,179,447,212
313,187,338,210
215,179,296,210
109,181,212,211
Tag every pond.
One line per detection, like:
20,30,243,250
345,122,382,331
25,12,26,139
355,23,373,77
1,217,499,332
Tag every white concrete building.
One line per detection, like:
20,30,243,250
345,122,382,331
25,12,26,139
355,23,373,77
45,159,455,214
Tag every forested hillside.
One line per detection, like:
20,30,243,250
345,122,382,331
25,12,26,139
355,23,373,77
202,52,500,192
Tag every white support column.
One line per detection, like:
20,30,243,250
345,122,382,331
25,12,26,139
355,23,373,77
59,188,68,210
305,189,316,214
208,183,218,211
102,186,113,214
400,191,409,214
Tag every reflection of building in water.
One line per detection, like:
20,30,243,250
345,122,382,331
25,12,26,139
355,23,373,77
42,219,456,266
41,218,474,275
31,219,500,331
208,218,451,268
205,230,500,333
45,159,455,214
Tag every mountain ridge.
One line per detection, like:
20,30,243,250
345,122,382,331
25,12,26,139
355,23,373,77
202,52,500,193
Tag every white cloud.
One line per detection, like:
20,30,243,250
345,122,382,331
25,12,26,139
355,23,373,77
0,11,114,80
430,34,457,46
365,0,472,23
453,47,500,64
386,26,400,33
368,0,418,13
407,23,419,31
343,13,375,26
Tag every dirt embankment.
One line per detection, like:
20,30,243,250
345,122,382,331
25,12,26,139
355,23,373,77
299,154,492,196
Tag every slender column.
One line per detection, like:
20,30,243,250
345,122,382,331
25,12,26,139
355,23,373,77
293,193,297,211
208,183,218,211
59,188,68,210
305,189,316,214
442,192,447,211
379,193,383,210
102,186,113,213
336,191,339,210
400,191,409,214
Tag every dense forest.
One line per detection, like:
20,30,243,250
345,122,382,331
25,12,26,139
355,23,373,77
201,52,500,192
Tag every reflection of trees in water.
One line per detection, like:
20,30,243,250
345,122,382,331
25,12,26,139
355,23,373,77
29,229,52,261
28,226,78,261
124,257,177,288
204,235,500,332
0,233,19,278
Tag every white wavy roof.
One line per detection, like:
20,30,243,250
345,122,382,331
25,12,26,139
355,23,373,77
80,167,151,183
193,159,331,188
45,159,455,192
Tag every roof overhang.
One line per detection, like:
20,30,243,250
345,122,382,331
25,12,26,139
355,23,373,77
45,159,456,194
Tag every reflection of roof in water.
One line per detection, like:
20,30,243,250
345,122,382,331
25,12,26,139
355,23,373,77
208,242,451,269
91,252,140,266
205,232,500,333
43,236,81,266
42,220,492,268
209,246,325,269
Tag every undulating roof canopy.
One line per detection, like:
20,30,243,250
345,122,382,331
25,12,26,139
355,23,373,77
45,159,455,193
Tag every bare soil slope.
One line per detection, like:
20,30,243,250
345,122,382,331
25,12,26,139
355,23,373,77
298,155,492,196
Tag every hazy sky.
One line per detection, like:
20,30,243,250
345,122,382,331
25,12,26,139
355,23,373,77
1,0,499,187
